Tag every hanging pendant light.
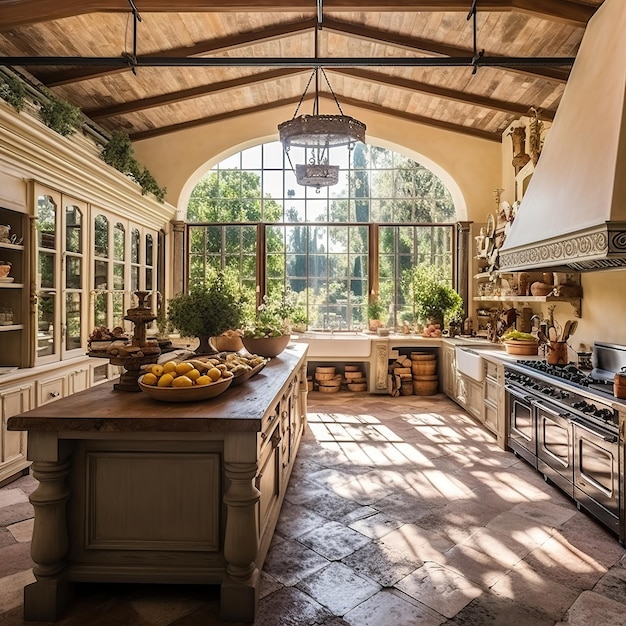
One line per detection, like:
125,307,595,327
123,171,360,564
278,2,365,190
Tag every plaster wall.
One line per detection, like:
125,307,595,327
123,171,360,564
132,101,501,224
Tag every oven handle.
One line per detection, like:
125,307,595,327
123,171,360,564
505,385,538,404
533,398,570,419
570,417,618,444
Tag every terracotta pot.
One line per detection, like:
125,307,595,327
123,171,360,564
242,334,290,358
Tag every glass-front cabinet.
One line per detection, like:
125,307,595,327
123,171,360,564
35,188,87,365
92,209,159,333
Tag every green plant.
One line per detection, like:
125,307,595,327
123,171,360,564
243,291,293,338
367,297,386,321
166,270,247,339
401,264,463,325
100,131,167,202
39,94,83,136
0,74,26,111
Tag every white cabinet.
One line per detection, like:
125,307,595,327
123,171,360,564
0,383,33,486
442,341,506,449
483,359,505,447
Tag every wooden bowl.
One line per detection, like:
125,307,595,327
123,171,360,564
504,340,539,356
138,375,232,402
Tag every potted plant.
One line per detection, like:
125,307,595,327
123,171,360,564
367,297,386,332
401,265,463,330
242,291,292,357
290,309,308,333
166,269,248,354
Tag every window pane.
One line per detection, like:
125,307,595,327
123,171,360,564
37,195,56,249
131,228,140,263
66,256,81,290
37,293,55,357
65,292,82,351
113,223,125,261
94,214,109,257
65,205,82,253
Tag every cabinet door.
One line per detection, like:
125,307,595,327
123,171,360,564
1,384,32,481
484,400,498,434
466,379,485,421
35,188,88,365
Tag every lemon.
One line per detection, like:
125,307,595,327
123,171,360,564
175,362,194,375
207,367,222,382
142,373,158,386
157,373,174,387
151,364,164,377
163,361,178,374
172,375,193,387
196,375,212,386
187,368,201,381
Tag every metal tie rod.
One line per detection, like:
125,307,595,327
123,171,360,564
0,55,575,68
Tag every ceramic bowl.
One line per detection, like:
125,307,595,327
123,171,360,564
138,374,232,402
241,334,290,358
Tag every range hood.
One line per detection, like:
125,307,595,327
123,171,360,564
499,0,626,273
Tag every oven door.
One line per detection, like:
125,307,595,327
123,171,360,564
536,399,574,497
572,417,619,534
506,384,537,469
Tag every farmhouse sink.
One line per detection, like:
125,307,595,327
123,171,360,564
293,332,372,357
455,345,502,382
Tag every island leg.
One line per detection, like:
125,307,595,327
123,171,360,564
24,457,73,621
221,432,260,623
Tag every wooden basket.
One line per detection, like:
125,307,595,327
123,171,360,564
411,361,437,376
347,382,368,392
410,352,436,362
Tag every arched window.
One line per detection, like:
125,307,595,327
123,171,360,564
187,142,457,330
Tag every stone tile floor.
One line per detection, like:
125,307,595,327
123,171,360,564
2,391,626,625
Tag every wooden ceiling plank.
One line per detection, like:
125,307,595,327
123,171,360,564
0,0,598,31
331,68,555,120
85,68,307,118
43,18,316,86
323,18,571,83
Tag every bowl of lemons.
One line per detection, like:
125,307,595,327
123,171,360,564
138,359,233,402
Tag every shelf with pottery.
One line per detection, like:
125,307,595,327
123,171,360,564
472,294,581,317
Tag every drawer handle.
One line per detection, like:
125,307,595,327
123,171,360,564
49,391,60,398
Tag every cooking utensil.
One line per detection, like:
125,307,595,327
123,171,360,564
561,320,573,341
548,326,558,342
537,330,549,344
566,320,578,339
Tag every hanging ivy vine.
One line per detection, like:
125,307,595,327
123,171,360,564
101,130,167,202
0,74,26,111
38,93,84,137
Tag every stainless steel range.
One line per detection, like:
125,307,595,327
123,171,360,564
505,342,626,542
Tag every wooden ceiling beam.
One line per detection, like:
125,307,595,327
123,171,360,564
330,68,556,121
323,18,570,83
0,0,598,31
85,68,307,119
128,91,501,142
43,18,316,86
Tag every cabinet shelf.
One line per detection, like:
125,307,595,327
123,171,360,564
0,242,25,252
0,283,24,289
0,324,24,331
473,295,581,316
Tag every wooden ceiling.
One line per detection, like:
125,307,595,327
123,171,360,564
0,1,604,143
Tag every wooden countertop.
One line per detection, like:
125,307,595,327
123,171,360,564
8,344,307,434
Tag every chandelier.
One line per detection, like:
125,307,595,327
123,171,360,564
278,66,366,190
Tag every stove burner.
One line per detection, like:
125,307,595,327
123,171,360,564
516,360,594,387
